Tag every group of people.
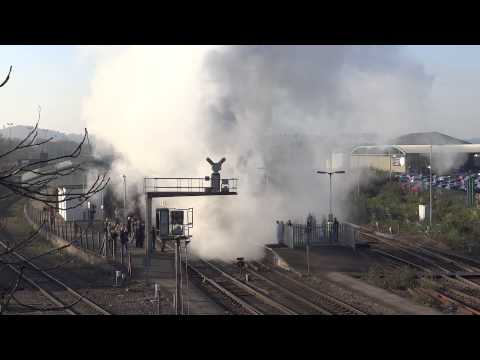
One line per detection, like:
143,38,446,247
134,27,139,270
104,216,146,256
127,216,146,248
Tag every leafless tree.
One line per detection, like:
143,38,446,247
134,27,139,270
0,66,12,88
0,65,111,314
0,117,109,209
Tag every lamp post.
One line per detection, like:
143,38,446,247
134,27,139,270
316,170,346,220
256,167,268,186
429,145,432,229
122,175,127,223
6,122,13,142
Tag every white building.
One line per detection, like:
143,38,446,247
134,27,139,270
57,185,104,222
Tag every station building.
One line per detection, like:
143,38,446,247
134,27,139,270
57,184,104,222
350,132,480,175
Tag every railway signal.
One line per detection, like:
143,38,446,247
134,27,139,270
142,157,238,315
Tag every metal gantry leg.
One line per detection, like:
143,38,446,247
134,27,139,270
145,194,152,258
174,238,183,315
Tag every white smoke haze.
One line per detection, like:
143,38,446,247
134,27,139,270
433,152,469,175
81,45,434,261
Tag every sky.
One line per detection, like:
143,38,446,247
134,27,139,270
1,45,480,139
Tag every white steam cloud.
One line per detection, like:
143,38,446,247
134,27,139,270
82,45,433,261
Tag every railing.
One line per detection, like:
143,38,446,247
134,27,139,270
26,204,132,269
277,221,360,250
144,177,238,194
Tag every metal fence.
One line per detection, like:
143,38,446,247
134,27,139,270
277,221,360,251
26,204,132,268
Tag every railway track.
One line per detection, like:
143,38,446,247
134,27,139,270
183,252,366,315
361,231,480,276
249,261,366,315
186,258,297,315
0,239,111,315
359,229,480,314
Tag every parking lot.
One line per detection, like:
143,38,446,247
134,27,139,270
394,172,480,193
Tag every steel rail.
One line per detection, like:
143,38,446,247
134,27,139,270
187,261,263,315
0,239,110,315
163,242,266,314
362,232,454,273
421,245,480,271
201,259,298,315
370,248,431,272
3,262,77,315
415,246,479,273
246,267,331,314
417,287,480,315
361,229,479,273
363,231,480,286
253,261,367,315
362,230,480,315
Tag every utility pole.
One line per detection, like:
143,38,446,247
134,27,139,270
7,122,13,142
305,215,313,276
257,167,268,186
316,170,346,220
388,150,392,180
122,175,127,223
317,169,345,243
306,238,310,275
174,238,182,315
101,187,105,220
429,145,432,229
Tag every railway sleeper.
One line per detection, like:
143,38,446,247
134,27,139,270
418,287,480,315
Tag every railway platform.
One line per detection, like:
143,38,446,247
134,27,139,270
128,245,225,314
268,245,388,274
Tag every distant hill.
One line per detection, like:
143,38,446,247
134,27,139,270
467,138,480,144
0,125,84,143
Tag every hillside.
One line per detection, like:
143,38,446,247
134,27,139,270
0,125,84,143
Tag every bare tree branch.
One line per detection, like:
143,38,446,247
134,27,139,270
0,71,111,314
1,265,24,314
0,239,77,267
0,66,12,88
0,221,45,258
9,292,82,313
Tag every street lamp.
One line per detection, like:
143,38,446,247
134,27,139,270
122,175,127,223
6,122,13,141
256,167,268,186
429,145,433,229
316,170,346,221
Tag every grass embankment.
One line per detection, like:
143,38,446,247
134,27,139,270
0,198,67,260
350,171,480,312
349,170,480,255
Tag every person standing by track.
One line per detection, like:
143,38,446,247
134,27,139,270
136,221,145,248
120,225,129,259
333,217,339,243
110,223,119,255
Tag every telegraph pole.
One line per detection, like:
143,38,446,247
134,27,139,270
316,170,346,220
429,145,432,228
257,167,268,186
388,149,392,180
7,122,13,143
122,175,127,223
174,238,182,315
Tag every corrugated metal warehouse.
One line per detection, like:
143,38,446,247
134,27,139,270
350,132,480,174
